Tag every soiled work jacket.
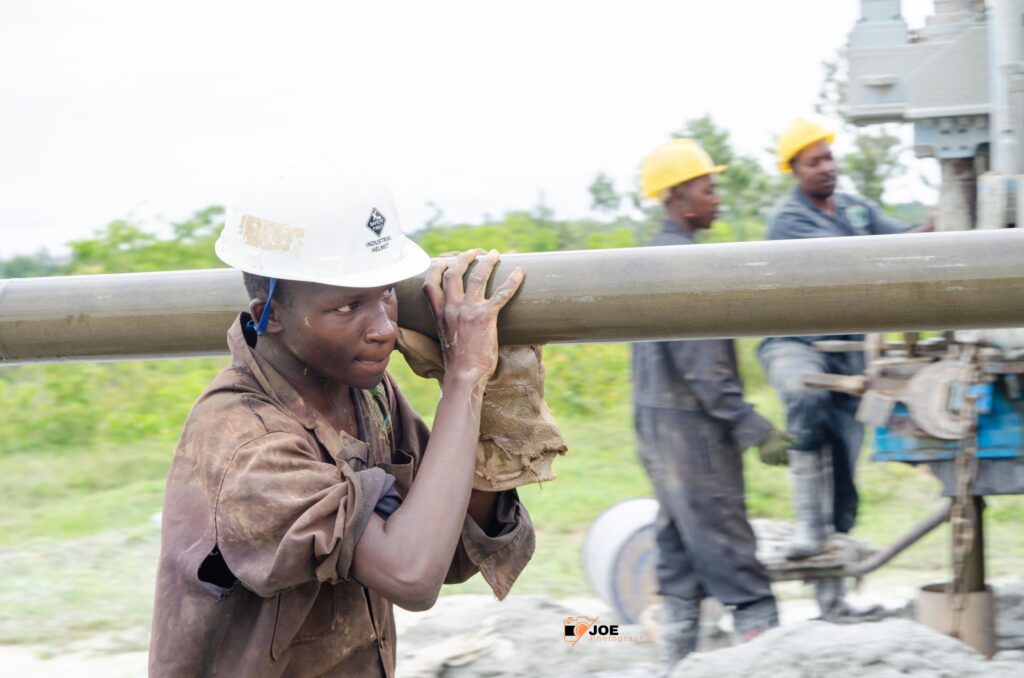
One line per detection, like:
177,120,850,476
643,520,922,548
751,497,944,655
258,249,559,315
631,220,772,450
150,315,535,677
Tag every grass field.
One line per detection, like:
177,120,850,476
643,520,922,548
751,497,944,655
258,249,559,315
1,343,1021,651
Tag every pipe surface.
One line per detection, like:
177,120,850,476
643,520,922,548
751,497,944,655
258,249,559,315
2,230,1024,363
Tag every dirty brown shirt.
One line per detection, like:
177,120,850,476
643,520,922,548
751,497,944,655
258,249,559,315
150,315,535,677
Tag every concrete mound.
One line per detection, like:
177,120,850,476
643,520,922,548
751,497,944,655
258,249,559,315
673,618,1023,678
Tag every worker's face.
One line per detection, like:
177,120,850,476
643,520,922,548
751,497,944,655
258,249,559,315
670,174,720,229
264,281,399,389
791,140,837,200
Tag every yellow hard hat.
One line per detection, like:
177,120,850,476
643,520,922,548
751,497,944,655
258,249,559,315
777,118,835,173
641,138,726,198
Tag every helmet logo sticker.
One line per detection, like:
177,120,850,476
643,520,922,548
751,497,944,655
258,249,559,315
238,215,305,257
367,207,386,236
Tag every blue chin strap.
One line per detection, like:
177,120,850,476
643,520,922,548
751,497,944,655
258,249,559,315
247,277,278,336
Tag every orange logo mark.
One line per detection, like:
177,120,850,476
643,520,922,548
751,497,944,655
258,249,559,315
563,615,599,646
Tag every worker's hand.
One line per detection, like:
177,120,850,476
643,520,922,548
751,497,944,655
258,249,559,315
422,249,525,390
757,428,795,466
912,207,938,233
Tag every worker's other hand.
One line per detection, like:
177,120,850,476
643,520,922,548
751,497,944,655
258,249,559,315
757,428,795,466
912,207,938,233
422,249,525,389
396,329,568,491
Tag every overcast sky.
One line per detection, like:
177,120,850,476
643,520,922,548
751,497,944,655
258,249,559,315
0,0,936,258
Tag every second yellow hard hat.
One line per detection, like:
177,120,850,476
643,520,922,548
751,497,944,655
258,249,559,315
777,118,835,173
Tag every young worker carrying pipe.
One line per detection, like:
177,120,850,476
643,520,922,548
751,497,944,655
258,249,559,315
758,118,934,618
632,139,792,666
149,149,540,677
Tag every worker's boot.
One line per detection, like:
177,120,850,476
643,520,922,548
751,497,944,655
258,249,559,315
732,597,779,642
784,449,826,560
659,595,701,670
815,576,845,619
815,577,883,621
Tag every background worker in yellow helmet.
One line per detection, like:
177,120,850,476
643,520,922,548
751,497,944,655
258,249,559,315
632,139,792,666
758,118,933,618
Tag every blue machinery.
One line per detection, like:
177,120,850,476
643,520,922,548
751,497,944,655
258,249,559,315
875,387,1023,465
868,348,1024,495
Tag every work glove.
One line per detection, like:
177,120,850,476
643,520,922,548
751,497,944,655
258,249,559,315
757,428,795,466
396,327,568,492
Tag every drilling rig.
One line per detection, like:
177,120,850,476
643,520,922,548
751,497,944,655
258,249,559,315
836,0,1023,656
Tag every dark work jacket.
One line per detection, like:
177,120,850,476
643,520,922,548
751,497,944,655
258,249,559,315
631,220,772,450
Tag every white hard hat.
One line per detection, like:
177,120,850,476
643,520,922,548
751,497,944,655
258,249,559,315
216,147,431,288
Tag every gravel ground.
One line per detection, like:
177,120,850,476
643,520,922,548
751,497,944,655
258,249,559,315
3,583,1024,677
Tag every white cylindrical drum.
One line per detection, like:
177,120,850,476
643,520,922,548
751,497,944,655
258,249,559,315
581,498,660,624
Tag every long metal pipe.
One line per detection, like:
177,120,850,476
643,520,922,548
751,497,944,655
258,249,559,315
1,230,1023,363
